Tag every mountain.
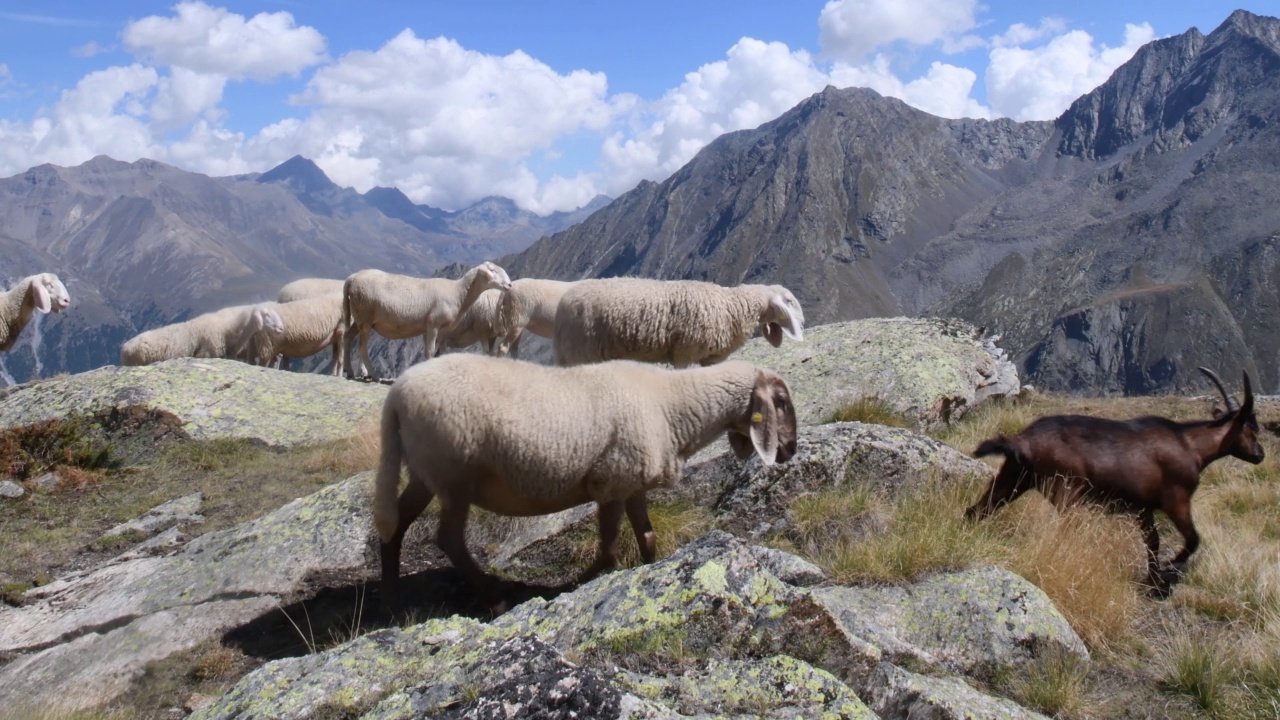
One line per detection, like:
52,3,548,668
502,9,1280,395
0,155,607,385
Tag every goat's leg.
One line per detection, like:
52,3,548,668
379,477,435,615
1136,508,1169,595
577,501,626,585
965,465,1030,520
1163,490,1200,573
625,493,658,564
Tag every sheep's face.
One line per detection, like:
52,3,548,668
760,286,804,347
476,262,513,292
31,273,71,314
729,370,798,466
254,307,286,336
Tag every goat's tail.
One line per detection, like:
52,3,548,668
974,435,1022,462
372,399,403,543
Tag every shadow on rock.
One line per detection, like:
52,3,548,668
223,567,571,661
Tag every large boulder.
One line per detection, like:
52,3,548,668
734,317,1020,429
0,357,388,447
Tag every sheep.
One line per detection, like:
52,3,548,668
552,277,805,368
965,367,1265,595
342,261,513,381
436,288,507,357
494,278,579,358
245,295,346,375
373,353,798,613
1,273,72,353
120,303,285,367
277,278,344,304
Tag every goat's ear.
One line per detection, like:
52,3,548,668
29,280,51,314
747,372,780,466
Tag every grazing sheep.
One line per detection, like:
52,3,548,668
120,303,285,367
966,367,1265,595
277,278,344,304
246,295,346,374
374,353,798,613
553,278,805,368
493,278,578,358
342,261,513,381
1,273,72,352
437,288,506,356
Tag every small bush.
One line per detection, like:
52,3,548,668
0,416,115,480
824,396,913,428
1004,649,1095,719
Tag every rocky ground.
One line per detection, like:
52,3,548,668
0,317,1275,719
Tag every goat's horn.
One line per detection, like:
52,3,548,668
1198,366,1238,412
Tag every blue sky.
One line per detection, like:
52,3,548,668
0,1,1266,213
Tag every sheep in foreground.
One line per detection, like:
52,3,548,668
374,353,798,613
120,303,285,366
495,278,578,358
342,261,512,381
1,273,72,352
965,367,1265,595
247,295,346,374
553,278,805,368
277,278,344,304
437,288,506,356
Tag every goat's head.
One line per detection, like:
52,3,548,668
1200,367,1265,465
729,369,798,466
759,285,805,347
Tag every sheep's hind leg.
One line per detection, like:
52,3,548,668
625,493,657,564
379,479,435,615
577,501,626,585
436,499,508,612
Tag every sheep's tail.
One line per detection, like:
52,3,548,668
372,398,403,543
973,435,1024,463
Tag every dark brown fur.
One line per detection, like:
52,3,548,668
966,369,1265,593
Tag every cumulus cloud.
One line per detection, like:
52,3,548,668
122,1,326,81
830,56,991,118
819,0,982,60
991,18,1068,48
986,22,1156,120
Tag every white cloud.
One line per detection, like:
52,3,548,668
831,56,991,118
986,22,1156,120
991,18,1068,48
122,1,326,81
0,64,10,84
71,41,110,58
819,0,982,60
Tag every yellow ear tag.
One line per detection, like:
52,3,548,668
751,412,764,423
778,310,787,320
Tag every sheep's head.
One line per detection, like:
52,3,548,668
29,273,71,314
474,262,513,292
729,369,798,466
252,307,286,336
759,285,804,347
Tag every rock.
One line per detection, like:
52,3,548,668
30,472,60,491
0,357,387,447
669,422,992,537
114,526,190,561
733,317,1020,430
99,491,205,542
814,566,1088,678
865,664,1050,720
749,546,828,587
0,480,23,499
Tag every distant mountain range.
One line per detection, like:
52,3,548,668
0,154,608,384
502,9,1280,395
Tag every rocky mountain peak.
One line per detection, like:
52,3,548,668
256,155,339,195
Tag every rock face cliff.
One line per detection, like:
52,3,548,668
500,10,1280,395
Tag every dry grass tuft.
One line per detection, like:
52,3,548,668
1002,648,1097,719
823,395,914,428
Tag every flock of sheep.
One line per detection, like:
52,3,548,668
0,266,1266,614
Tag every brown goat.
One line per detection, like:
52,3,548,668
965,368,1265,593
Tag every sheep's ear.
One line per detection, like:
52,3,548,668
29,280,51,314
747,373,780,466
728,431,754,459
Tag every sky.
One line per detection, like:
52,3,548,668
0,1,1266,215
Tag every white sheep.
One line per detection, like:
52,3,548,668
277,278,344,304
552,277,805,368
120,303,285,367
373,353,798,613
245,295,346,374
437,288,507,357
494,278,578,358
1,273,72,353
342,261,512,381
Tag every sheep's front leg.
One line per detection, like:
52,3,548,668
421,326,439,363
577,501,625,585
625,492,657,564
